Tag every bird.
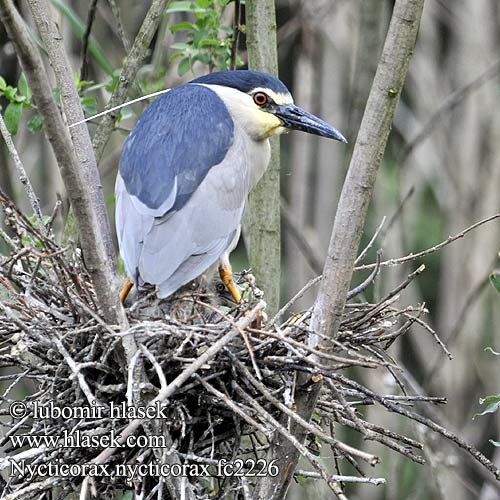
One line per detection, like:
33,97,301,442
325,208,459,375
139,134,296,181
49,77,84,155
116,70,346,303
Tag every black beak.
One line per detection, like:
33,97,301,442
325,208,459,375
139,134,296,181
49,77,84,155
273,104,347,143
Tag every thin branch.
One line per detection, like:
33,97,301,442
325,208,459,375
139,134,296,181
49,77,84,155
255,1,426,497
84,301,266,467
0,0,125,326
107,0,130,52
355,213,500,271
79,0,99,81
281,196,324,274
92,0,171,163
399,57,500,163
0,108,43,229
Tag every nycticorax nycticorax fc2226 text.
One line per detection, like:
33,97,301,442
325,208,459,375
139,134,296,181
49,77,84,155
117,70,347,303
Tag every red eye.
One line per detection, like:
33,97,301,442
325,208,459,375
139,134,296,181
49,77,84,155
253,92,268,106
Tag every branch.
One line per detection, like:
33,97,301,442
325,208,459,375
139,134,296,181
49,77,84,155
0,0,125,326
0,112,43,229
399,57,500,163
354,213,500,271
84,301,266,467
242,0,281,316
254,1,426,497
91,0,170,163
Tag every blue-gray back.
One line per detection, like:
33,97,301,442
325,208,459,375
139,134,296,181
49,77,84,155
119,84,234,213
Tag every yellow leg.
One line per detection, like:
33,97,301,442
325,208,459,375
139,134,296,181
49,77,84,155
119,278,133,303
218,263,241,304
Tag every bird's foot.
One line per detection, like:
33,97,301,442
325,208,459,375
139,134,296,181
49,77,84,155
218,265,241,304
119,278,133,303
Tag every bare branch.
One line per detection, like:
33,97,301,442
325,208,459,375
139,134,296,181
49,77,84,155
0,0,125,325
0,113,43,229
92,0,171,163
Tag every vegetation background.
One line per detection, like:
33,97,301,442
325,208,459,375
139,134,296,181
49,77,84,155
0,0,498,499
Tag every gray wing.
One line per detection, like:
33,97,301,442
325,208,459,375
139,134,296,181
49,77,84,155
116,85,249,296
138,140,248,297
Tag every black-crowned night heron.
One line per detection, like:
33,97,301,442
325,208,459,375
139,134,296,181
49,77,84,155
117,70,346,303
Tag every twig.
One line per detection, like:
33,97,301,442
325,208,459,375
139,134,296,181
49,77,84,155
230,0,241,70
0,112,43,229
331,373,500,480
79,0,99,81
294,470,385,485
355,217,386,264
281,196,324,274
85,301,266,467
355,213,500,271
194,376,269,435
53,337,98,406
91,0,171,163
234,383,349,500
0,0,125,326
232,355,380,466
107,0,130,52
399,58,500,163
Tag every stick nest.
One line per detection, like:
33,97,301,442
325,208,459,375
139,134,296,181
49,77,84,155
0,193,457,500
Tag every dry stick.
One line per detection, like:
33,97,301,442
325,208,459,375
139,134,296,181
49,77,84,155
248,328,378,368
53,337,98,406
81,301,265,468
355,213,500,271
331,373,500,481
355,217,386,265
195,299,262,380
349,264,425,330
0,0,125,327
231,356,380,466
234,384,351,500
399,57,500,163
255,2,426,498
92,0,171,163
0,113,43,229
194,375,269,435
272,251,381,325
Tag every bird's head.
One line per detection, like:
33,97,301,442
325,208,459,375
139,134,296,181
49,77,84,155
191,70,347,143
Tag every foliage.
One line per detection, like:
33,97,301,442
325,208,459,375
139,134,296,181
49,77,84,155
167,0,244,76
0,73,38,135
0,73,104,136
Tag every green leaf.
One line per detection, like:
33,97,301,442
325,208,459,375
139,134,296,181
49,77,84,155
166,1,195,13
473,395,500,419
4,102,23,135
18,73,32,101
178,58,191,77
116,107,136,124
4,86,17,101
27,114,44,133
80,96,97,115
169,51,185,63
170,42,192,51
484,346,500,356
195,0,211,8
489,272,500,293
294,475,306,486
170,22,199,33
199,38,219,47
0,76,6,92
